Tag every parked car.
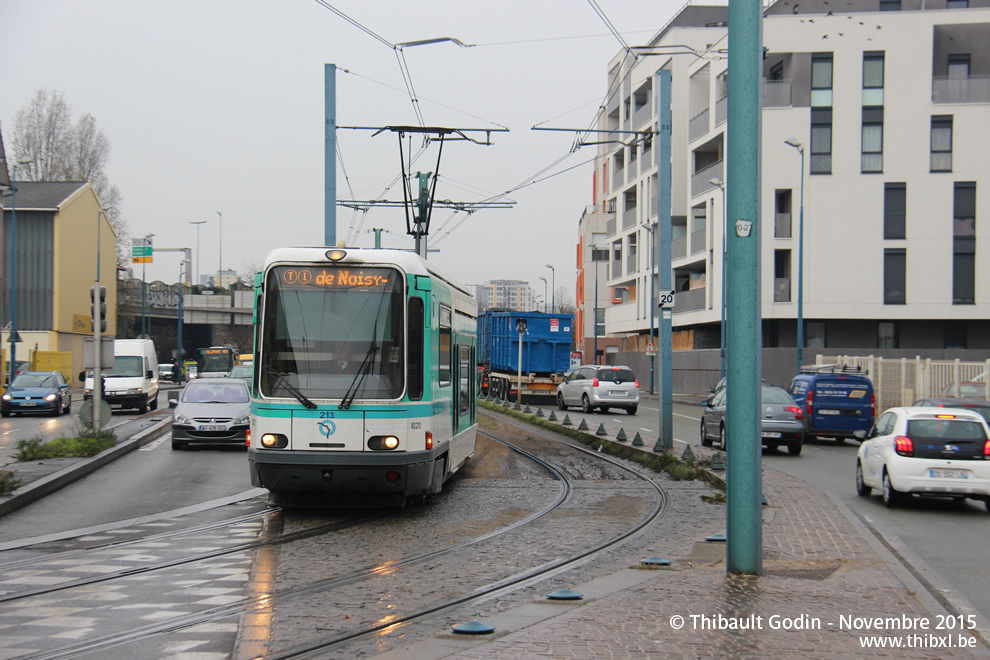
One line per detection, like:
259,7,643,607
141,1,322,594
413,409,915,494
855,407,990,511
169,378,251,450
788,368,875,442
158,363,175,381
912,397,990,424
939,382,987,398
700,386,805,455
704,376,767,404
556,365,639,415
229,364,253,383
186,365,199,380
1,371,72,417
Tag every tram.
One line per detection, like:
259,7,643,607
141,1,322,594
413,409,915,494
247,247,478,507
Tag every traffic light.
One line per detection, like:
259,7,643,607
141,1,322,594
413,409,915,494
91,285,107,332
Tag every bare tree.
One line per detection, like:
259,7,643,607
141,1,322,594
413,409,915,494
239,260,263,286
553,285,576,314
11,89,130,266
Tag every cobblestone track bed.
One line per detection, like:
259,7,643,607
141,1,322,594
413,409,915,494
244,412,725,659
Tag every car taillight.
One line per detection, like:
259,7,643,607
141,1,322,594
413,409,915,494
806,390,814,417
592,377,600,387
984,440,990,457
870,392,875,418
785,405,803,420
634,380,639,388
894,436,914,457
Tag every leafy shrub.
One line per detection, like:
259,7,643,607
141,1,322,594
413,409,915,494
14,428,116,461
0,470,21,496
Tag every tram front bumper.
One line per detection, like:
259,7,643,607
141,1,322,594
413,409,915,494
248,448,436,494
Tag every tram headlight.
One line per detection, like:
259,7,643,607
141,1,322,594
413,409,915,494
326,249,347,261
368,435,400,450
260,433,288,449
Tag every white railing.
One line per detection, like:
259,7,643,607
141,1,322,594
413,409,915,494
932,76,990,104
815,355,990,411
689,108,710,142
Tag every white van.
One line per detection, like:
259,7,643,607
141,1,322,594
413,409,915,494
82,339,160,413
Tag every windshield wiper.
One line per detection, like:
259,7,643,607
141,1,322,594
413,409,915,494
340,321,380,410
267,368,317,409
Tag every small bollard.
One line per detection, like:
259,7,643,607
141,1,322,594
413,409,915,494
616,428,628,442
562,414,573,426
640,556,672,567
452,620,495,635
524,404,532,414
548,410,558,421
595,423,608,436
681,444,695,463
535,407,545,418
546,588,584,601
711,452,726,470
578,418,589,431
632,434,645,447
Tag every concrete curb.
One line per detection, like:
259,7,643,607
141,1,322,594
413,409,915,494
0,417,172,518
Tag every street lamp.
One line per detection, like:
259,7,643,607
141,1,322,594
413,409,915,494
217,211,223,289
545,264,555,314
709,178,727,378
141,233,155,337
539,277,548,312
190,220,207,285
7,160,33,383
785,138,805,374
588,245,601,365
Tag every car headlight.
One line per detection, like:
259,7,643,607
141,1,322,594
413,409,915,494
45,393,57,401
1,394,10,401
174,412,192,425
127,388,143,395
234,414,251,425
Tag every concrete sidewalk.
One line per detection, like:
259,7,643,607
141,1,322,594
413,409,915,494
382,401,988,658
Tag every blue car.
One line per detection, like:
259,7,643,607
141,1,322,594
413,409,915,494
1,371,72,417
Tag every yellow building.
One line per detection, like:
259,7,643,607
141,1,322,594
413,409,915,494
1,181,117,386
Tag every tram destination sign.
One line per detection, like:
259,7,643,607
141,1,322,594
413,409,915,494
277,266,395,290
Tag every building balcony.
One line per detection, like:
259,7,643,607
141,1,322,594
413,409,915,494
604,300,647,334
764,80,792,107
672,286,706,314
715,95,727,126
672,236,687,260
775,212,791,238
689,108,710,142
691,160,723,198
691,227,707,255
606,217,617,237
633,104,652,129
622,206,637,230
932,76,990,104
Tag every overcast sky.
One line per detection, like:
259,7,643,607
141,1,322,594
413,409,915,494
1,0,683,300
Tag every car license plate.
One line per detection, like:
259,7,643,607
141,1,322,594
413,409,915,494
761,432,782,438
930,469,968,479
818,409,840,415
609,390,625,396
200,424,225,432
20,401,36,407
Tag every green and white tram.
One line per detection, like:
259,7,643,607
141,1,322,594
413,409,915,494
247,247,478,507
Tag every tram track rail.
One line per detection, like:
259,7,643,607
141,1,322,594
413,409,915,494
4,416,668,659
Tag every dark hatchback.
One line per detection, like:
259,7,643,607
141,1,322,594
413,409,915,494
2,371,72,417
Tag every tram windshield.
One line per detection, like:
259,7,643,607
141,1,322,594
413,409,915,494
260,265,405,401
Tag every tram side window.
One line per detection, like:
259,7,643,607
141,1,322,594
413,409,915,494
408,298,424,400
439,305,452,387
459,345,470,415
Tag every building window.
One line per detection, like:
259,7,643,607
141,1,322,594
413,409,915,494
953,182,976,305
862,108,883,173
931,116,953,172
595,308,605,338
863,52,885,106
878,322,898,349
884,248,906,305
944,321,967,349
806,321,826,349
774,250,791,303
947,0,969,7
879,0,901,10
775,189,792,238
811,53,833,108
810,108,832,174
884,183,906,240
948,54,971,80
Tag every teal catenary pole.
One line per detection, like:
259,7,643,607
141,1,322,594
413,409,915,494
325,63,337,247
725,1,764,575
655,68,673,451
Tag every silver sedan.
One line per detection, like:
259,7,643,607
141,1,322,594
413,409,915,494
700,386,805,455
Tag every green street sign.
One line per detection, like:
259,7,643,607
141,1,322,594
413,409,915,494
131,246,152,257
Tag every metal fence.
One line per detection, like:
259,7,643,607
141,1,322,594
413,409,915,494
815,355,990,411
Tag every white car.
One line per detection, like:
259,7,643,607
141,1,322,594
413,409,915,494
855,407,990,511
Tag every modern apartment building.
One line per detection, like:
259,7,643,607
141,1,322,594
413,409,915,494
475,279,538,312
580,0,990,371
